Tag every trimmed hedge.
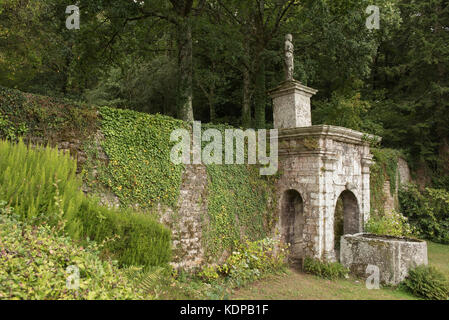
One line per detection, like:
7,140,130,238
72,200,171,267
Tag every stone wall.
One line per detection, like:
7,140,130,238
381,157,411,215
160,165,208,270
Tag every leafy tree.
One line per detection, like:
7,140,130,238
370,0,449,179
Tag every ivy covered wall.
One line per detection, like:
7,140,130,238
0,86,277,268
370,148,406,216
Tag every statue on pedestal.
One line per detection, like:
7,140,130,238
284,34,294,81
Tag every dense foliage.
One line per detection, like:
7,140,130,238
0,139,83,224
96,106,186,210
204,163,276,259
1,0,448,187
0,139,172,267
0,86,97,146
399,184,449,244
402,265,449,300
0,84,278,264
0,204,147,300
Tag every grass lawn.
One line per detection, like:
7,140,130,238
230,241,449,300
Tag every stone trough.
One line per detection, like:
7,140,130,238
340,233,428,285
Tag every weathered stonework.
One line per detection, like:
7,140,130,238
269,47,381,265
269,80,318,129
274,125,377,263
340,233,428,285
398,157,411,186
382,180,397,215
381,157,412,215
160,164,208,271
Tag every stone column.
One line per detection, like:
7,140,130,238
269,80,318,129
361,155,374,226
321,154,338,262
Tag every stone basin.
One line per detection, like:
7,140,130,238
340,233,428,285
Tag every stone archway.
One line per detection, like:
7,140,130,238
281,189,305,263
334,190,361,254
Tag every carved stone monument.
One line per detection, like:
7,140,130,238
269,34,318,129
270,34,379,264
284,34,294,81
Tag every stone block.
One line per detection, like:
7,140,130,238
340,233,428,285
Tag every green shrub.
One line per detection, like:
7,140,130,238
365,210,416,237
402,265,449,300
303,257,349,280
0,113,27,140
0,208,148,300
73,199,172,267
399,184,449,244
0,138,84,224
0,139,171,268
200,238,288,287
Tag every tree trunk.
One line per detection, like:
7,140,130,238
209,87,216,122
254,57,266,129
176,17,194,122
242,66,251,128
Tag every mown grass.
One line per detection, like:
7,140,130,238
230,242,449,300
427,242,449,279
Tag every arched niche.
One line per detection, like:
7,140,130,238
281,189,305,263
334,190,361,252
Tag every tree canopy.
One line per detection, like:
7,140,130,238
0,0,448,185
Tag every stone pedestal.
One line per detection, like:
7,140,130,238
269,80,318,129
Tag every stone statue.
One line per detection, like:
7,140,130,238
284,34,294,81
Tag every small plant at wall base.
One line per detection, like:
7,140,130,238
302,257,349,280
198,238,289,287
402,265,449,300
